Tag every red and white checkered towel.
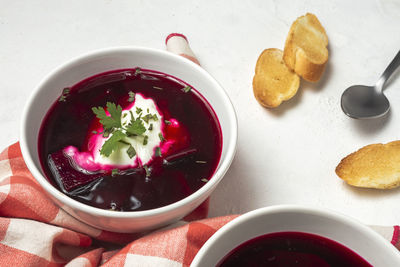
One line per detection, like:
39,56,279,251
1,34,399,266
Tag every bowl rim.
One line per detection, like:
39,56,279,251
191,204,400,266
19,46,238,219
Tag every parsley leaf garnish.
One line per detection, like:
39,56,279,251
100,130,125,157
118,140,130,146
126,118,146,136
92,102,122,130
164,120,172,125
107,102,122,127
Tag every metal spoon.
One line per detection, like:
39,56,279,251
341,50,400,119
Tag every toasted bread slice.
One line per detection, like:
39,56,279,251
335,141,400,189
253,48,300,108
283,13,328,82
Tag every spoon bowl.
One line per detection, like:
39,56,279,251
341,85,390,119
341,50,400,119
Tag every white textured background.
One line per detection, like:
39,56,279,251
1,0,400,225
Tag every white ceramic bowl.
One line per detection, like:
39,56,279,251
192,205,400,266
20,47,237,233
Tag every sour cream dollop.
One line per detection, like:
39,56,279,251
64,93,177,172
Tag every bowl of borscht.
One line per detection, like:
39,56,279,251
191,205,400,266
20,47,237,232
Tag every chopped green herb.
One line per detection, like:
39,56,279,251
196,160,207,164
92,131,98,134
143,135,148,145
143,114,159,123
142,114,152,124
142,114,149,124
143,165,150,177
127,145,136,158
183,86,192,93
159,133,165,141
155,147,162,157
126,118,146,136
111,168,120,176
58,87,71,102
149,123,153,131
129,110,135,120
153,86,163,90
100,130,125,157
201,178,209,183
147,108,149,113
135,67,141,75
122,113,127,118
136,107,143,115
164,120,172,125
128,91,136,102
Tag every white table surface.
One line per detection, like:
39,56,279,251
1,0,400,225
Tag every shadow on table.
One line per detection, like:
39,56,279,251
209,145,265,216
349,108,392,135
343,182,400,198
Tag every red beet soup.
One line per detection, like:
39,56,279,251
38,68,222,211
217,231,372,267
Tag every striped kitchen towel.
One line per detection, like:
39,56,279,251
0,141,238,266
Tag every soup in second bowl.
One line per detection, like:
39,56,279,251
218,231,372,267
